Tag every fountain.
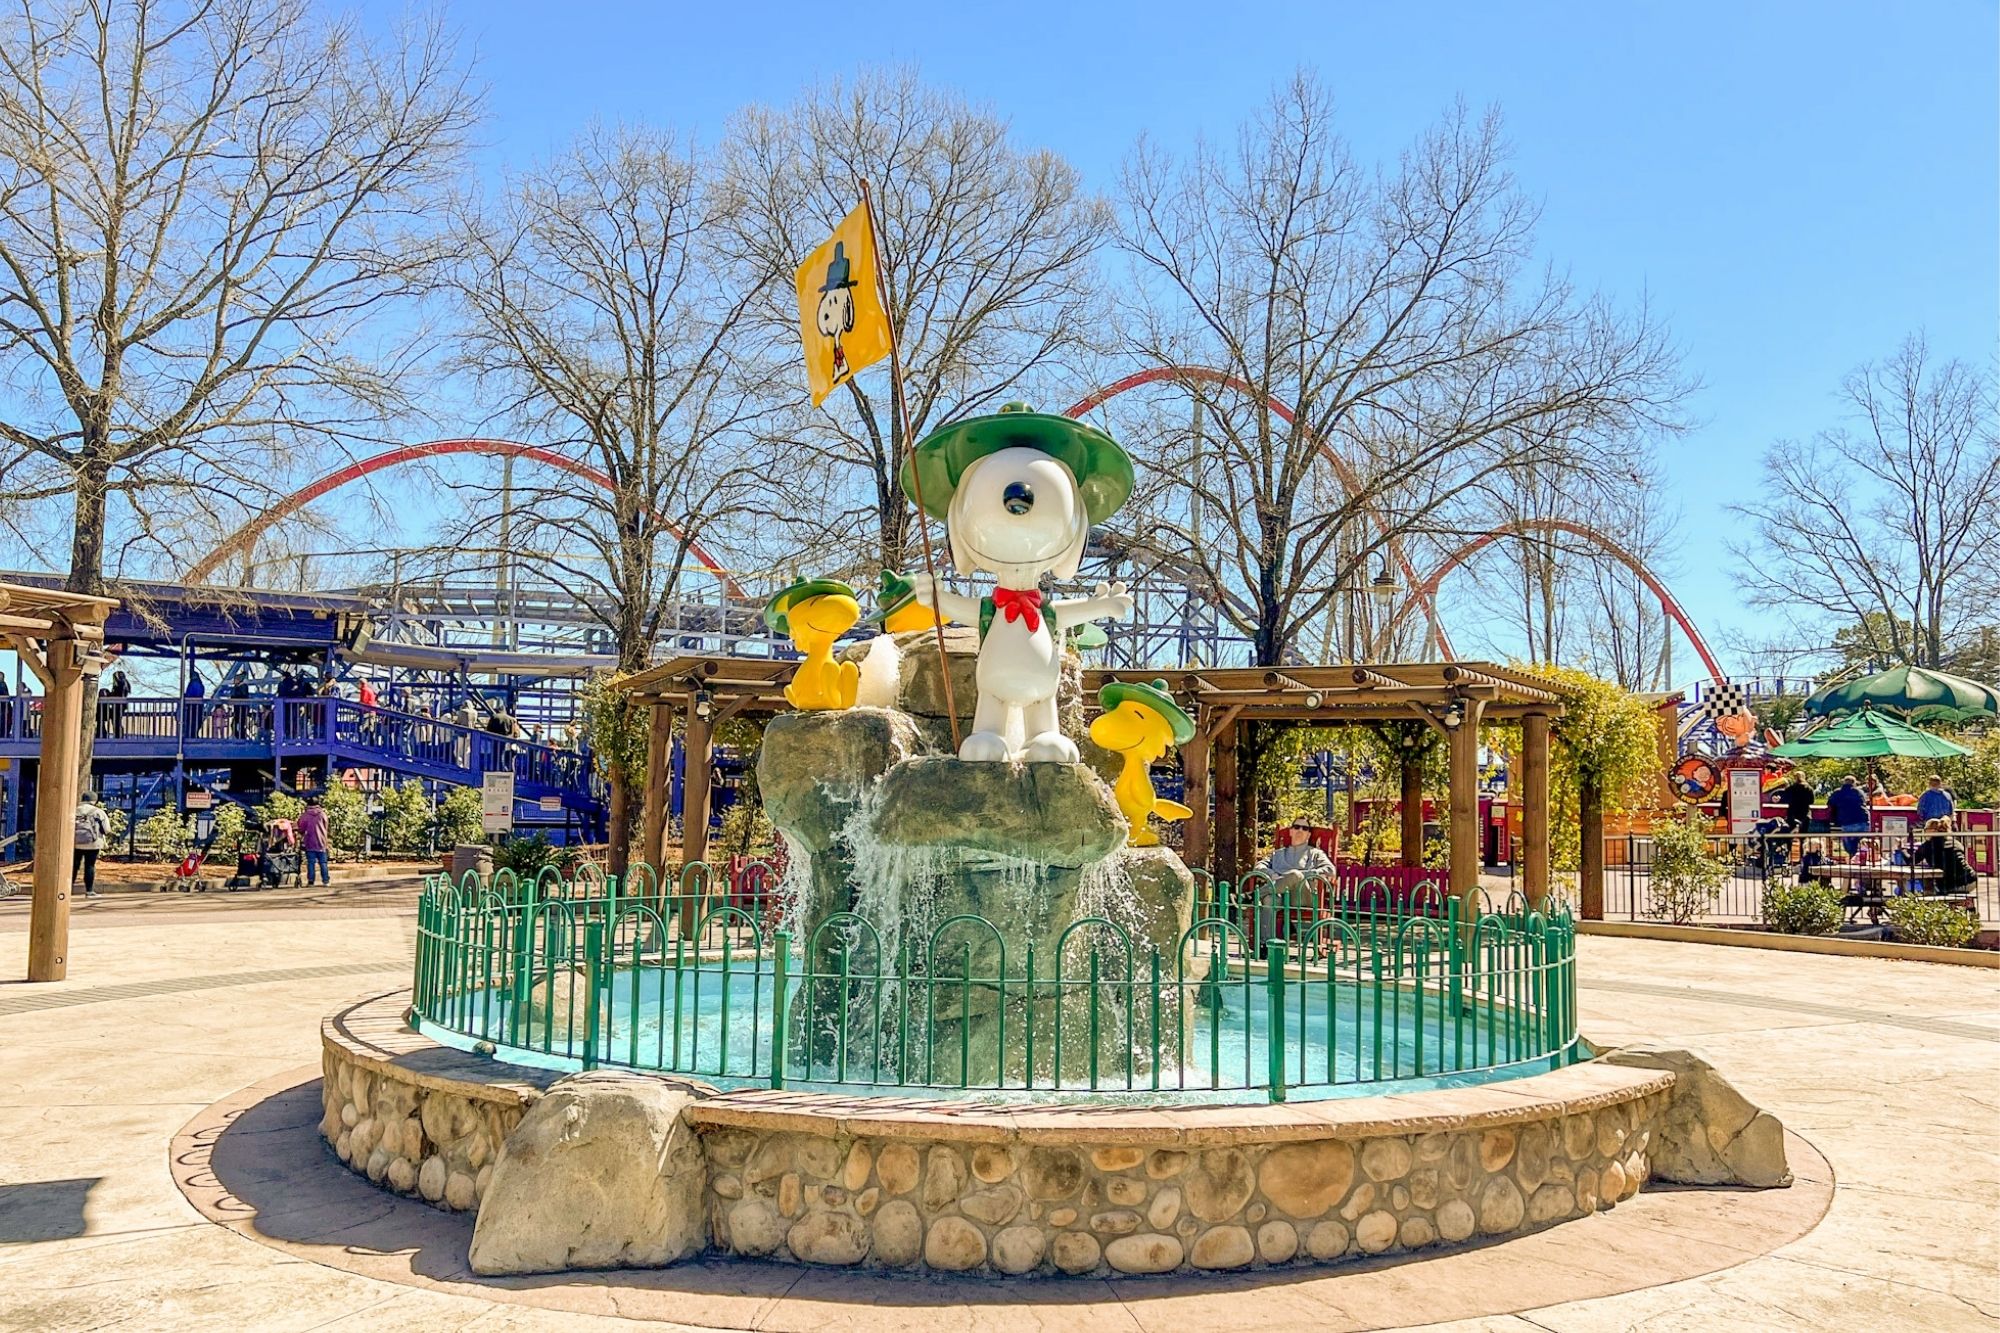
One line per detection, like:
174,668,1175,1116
310,404,1794,1281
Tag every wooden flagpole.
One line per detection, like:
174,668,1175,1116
859,177,961,753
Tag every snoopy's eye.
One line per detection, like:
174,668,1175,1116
1002,482,1035,515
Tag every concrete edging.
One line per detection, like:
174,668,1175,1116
1578,919,1999,967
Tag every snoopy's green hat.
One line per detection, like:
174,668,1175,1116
763,576,858,636
901,402,1135,526
1096,677,1195,745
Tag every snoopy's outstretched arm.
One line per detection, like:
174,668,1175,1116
1051,580,1136,624
912,574,981,625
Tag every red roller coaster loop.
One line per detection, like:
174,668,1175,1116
1383,517,1723,682
1063,366,1456,658
182,438,743,598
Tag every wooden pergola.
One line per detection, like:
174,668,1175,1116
1,580,119,982
618,656,1565,917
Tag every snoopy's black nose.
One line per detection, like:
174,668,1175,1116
1003,481,1035,515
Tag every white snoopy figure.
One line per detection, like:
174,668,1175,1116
904,403,1136,763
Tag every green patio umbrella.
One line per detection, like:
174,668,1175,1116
1805,664,2000,719
1771,708,1971,760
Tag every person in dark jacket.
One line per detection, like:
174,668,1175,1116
1912,818,1977,892
1826,775,1869,854
1779,773,1814,832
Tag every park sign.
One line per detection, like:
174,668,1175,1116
480,771,515,834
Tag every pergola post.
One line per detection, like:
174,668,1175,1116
1399,750,1424,868
1578,774,1605,921
641,702,670,875
1181,727,1210,875
677,698,714,939
27,624,88,982
1447,697,1487,925
1213,719,1239,887
1522,710,1552,910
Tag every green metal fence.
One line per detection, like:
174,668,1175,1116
410,861,1580,1103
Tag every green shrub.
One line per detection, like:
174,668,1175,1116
254,791,304,826
209,803,247,851
1763,881,1844,935
320,784,370,855
378,781,435,854
1645,807,1729,924
436,786,484,848
1884,895,1976,949
494,832,579,879
135,809,194,859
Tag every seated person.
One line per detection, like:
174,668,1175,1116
1259,820,1336,886
1252,821,1335,939
1912,818,1977,893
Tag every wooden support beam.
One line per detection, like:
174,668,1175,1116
1447,697,1488,925
1352,666,1405,690
1213,718,1240,887
1578,773,1605,921
1399,752,1425,867
1181,726,1211,875
1200,703,1245,743
1443,663,1563,704
1522,711,1552,910
642,703,671,876
677,697,715,939
27,628,85,982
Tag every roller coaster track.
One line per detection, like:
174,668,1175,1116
1381,517,1723,681
1062,366,1455,658
182,439,743,597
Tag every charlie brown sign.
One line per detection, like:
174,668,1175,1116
795,202,892,408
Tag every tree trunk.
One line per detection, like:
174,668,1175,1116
66,452,111,794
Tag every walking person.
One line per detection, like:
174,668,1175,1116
298,797,331,887
72,791,112,898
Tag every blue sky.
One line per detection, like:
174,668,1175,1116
380,0,1997,669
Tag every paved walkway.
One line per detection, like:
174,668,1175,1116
1,895,1995,1331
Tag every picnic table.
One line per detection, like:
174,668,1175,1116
1810,864,1944,924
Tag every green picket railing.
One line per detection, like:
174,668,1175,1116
410,860,1580,1103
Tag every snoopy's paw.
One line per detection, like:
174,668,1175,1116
1022,732,1081,764
1094,579,1136,620
959,731,1014,763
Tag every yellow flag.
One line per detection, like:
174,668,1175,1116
796,203,893,408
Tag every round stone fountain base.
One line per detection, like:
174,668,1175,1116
321,989,1685,1277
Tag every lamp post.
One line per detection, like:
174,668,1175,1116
1338,562,1403,663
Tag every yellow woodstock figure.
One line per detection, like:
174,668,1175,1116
766,577,862,710
1089,678,1196,847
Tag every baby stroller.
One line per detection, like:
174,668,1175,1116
261,823,300,889
167,824,221,892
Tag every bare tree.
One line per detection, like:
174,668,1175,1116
1112,75,1684,673
0,0,475,776
720,69,1113,575
444,123,791,871
1732,335,1999,669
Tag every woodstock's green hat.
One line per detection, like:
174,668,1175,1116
1097,677,1195,745
862,568,918,625
901,402,1135,526
762,576,857,636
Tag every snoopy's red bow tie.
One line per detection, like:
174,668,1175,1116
993,586,1043,633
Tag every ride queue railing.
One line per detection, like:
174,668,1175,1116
411,861,1580,1102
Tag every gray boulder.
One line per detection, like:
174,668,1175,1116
870,757,1126,868
1599,1044,1792,1187
469,1071,709,1274
758,707,927,852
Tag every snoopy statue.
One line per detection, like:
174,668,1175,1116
900,402,1136,763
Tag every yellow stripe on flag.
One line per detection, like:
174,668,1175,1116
796,203,893,408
